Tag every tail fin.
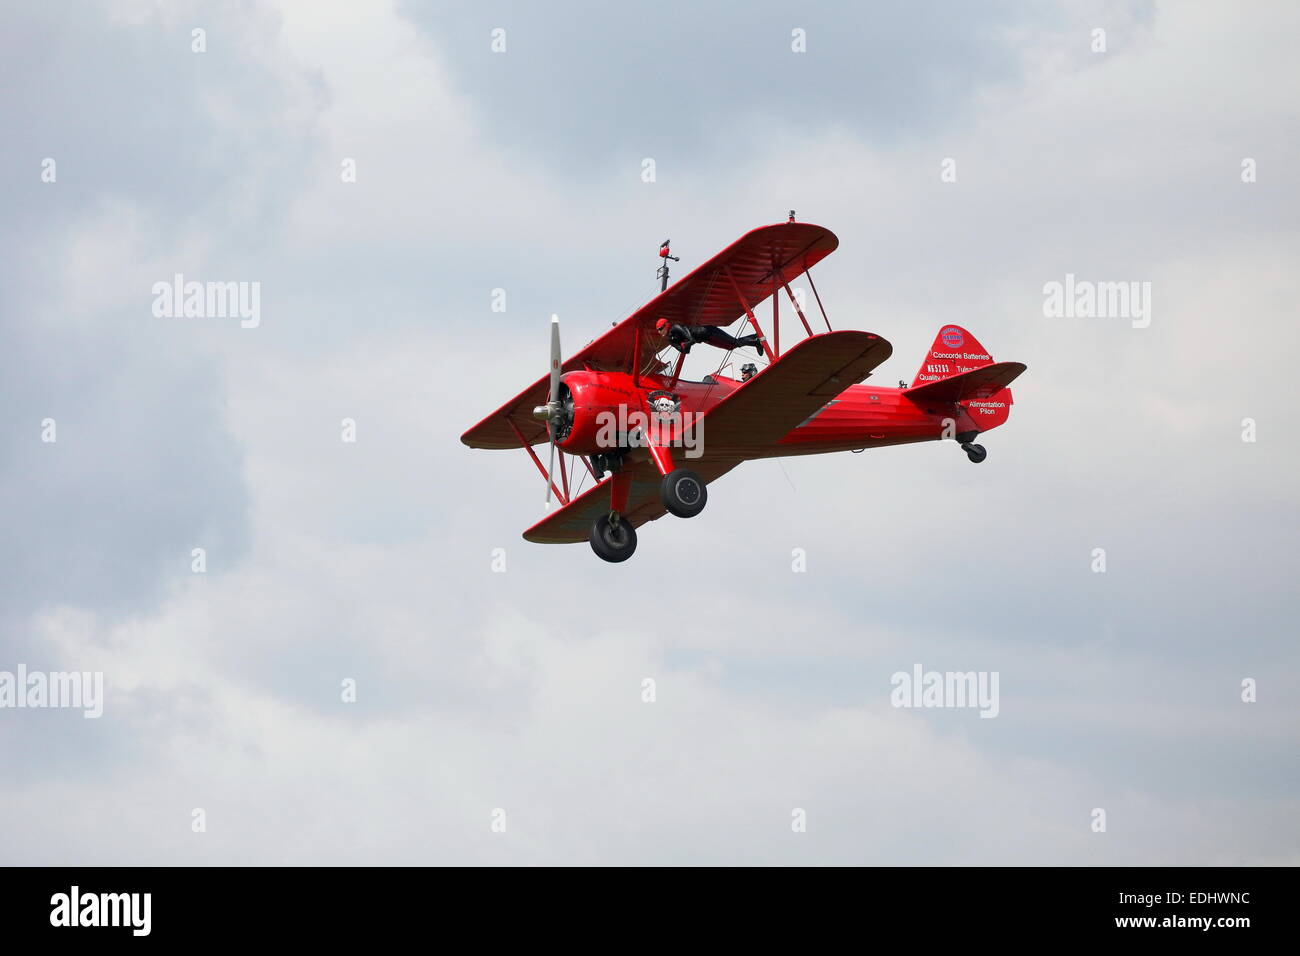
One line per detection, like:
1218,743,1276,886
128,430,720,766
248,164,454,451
909,325,1019,432
910,325,994,387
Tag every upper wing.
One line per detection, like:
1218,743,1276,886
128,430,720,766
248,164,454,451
523,457,743,544
902,362,1026,405
694,330,893,458
462,221,840,450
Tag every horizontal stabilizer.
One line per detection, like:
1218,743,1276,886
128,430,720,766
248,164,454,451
903,361,1026,404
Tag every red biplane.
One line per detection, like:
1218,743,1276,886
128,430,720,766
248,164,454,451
462,220,1026,562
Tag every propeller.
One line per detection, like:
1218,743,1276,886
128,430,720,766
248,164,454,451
531,314,564,505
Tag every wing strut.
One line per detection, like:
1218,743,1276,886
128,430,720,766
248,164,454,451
724,266,775,360
806,266,832,332
505,417,568,506
782,278,814,338
772,274,779,357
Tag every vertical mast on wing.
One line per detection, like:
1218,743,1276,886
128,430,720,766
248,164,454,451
657,239,679,292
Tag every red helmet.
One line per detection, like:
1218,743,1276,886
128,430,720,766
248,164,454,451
655,318,669,333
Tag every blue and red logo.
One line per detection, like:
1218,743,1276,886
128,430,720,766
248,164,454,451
941,327,965,348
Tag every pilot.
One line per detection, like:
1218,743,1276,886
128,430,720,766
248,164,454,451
656,318,764,357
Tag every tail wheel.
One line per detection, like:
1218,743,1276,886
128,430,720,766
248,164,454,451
660,468,707,518
590,514,638,562
962,442,988,464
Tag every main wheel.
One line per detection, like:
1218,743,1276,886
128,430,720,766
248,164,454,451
660,468,707,518
589,513,638,562
963,442,987,464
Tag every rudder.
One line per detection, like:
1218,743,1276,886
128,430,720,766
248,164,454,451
910,325,1016,433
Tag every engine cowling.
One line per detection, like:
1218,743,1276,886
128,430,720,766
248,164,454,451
554,370,644,456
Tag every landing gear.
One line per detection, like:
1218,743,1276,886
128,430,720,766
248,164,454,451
660,468,707,518
955,430,987,464
589,450,625,478
590,513,637,562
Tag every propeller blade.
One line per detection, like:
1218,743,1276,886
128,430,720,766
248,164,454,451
548,314,561,405
545,437,557,506
545,314,562,506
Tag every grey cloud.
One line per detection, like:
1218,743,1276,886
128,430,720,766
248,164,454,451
406,0,1084,167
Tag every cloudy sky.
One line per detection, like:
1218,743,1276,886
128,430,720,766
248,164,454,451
1,0,1296,865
